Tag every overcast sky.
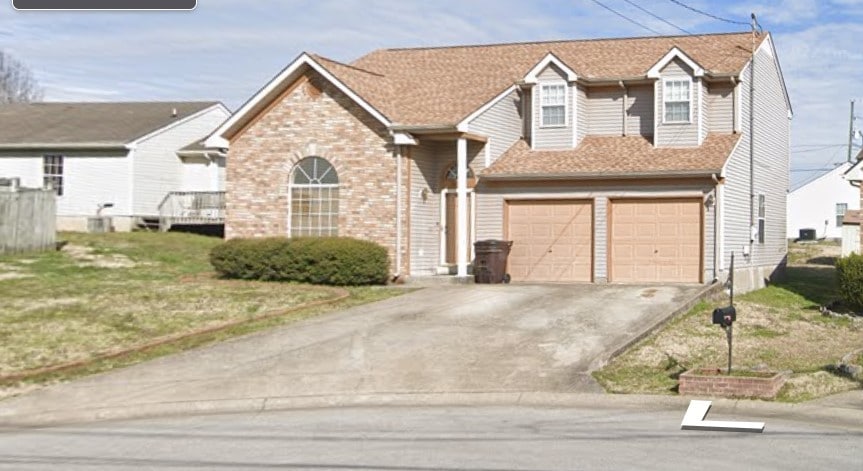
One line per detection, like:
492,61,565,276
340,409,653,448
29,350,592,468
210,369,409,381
1,0,861,187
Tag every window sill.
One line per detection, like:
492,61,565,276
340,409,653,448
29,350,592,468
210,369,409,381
538,124,568,129
661,121,692,126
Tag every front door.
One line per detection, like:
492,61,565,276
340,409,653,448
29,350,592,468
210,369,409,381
445,192,472,264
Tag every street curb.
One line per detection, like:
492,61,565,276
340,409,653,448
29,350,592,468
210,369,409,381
2,391,861,430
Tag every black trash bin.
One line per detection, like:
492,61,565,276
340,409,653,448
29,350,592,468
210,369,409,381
473,240,513,284
798,228,816,241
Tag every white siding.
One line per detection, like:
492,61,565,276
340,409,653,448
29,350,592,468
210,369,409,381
533,65,573,149
655,58,700,147
626,84,654,137
722,42,791,272
842,225,860,256
468,89,523,167
181,155,221,191
588,86,623,136
0,150,132,217
132,105,229,216
787,164,857,239
0,155,42,187
707,83,735,133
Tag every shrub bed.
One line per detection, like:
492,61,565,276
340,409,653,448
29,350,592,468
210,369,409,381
836,253,863,311
210,237,389,286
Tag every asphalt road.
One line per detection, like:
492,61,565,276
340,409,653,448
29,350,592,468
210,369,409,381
1,405,860,470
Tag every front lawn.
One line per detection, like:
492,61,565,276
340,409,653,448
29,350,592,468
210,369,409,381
0,232,404,398
594,241,863,402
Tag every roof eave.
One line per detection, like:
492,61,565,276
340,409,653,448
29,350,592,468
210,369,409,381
481,169,720,181
0,143,129,151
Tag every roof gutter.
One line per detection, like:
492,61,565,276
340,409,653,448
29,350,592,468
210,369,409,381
0,143,129,151
481,170,721,181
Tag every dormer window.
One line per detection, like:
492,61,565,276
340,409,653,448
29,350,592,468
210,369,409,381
663,78,691,123
540,83,567,127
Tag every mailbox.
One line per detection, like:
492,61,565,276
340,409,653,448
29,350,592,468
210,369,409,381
712,306,736,326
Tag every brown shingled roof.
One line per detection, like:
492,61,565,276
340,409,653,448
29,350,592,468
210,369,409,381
343,32,762,126
483,134,741,179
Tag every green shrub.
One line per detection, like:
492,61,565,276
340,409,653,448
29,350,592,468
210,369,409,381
836,253,863,311
209,237,389,286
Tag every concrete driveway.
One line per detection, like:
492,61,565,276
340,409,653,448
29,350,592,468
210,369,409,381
0,283,705,424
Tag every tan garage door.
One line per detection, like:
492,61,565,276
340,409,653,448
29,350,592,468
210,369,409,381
506,200,593,282
609,198,702,283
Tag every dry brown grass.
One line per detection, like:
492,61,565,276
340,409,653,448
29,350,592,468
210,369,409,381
594,241,863,401
0,232,403,388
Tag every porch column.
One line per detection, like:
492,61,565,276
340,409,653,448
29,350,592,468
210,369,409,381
456,137,468,277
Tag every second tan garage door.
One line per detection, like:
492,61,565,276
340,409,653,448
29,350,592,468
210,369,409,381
507,200,593,282
609,198,702,283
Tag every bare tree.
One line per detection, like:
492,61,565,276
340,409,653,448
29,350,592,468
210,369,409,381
0,50,43,104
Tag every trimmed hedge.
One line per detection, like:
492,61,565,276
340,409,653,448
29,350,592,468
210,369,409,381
836,253,863,311
210,237,389,286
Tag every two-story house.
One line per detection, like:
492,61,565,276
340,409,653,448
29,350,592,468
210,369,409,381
207,32,791,292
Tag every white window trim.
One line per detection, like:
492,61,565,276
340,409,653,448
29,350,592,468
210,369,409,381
661,77,693,125
287,157,340,238
836,202,849,228
538,81,568,129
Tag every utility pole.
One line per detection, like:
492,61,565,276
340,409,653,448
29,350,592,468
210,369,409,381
849,100,856,163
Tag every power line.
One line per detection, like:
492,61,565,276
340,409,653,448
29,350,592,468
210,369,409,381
666,0,750,26
590,0,663,35
621,0,693,35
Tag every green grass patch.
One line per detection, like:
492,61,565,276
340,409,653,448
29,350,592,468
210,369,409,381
0,232,405,395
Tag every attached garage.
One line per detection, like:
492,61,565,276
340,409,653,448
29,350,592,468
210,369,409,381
506,200,593,282
608,198,702,283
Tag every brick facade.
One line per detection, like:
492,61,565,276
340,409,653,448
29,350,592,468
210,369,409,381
678,368,786,399
227,71,407,273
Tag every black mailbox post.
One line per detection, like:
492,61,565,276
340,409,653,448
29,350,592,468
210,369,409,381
712,306,737,326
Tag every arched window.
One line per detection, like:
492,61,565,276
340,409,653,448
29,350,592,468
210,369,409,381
290,157,339,237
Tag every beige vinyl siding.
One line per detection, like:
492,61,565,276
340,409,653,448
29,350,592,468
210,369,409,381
533,64,572,149
588,86,623,136
576,85,588,144
476,180,715,283
409,142,443,275
655,58,699,147
593,196,608,281
468,89,523,167
707,83,735,133
721,42,790,271
409,141,480,275
626,84,654,137
132,105,229,216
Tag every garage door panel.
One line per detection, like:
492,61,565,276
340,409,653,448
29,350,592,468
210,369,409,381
610,199,701,283
507,200,593,283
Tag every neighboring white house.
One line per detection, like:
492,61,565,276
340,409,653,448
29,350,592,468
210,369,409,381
787,162,859,239
842,149,863,255
0,102,229,231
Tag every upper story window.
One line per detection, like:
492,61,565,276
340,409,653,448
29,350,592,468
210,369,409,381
540,83,566,127
663,79,691,123
290,156,339,237
43,154,64,196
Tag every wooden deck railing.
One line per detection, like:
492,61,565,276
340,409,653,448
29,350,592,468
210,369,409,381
158,191,225,231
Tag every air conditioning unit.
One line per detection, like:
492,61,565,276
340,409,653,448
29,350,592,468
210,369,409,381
0,177,20,192
87,217,114,233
